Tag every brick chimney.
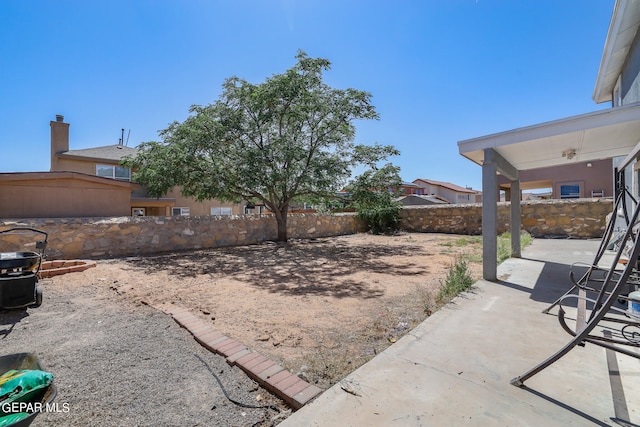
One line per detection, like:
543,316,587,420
50,114,69,171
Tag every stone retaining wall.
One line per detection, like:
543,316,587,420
0,199,612,260
401,198,613,238
0,213,367,259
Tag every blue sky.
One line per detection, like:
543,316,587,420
0,0,614,190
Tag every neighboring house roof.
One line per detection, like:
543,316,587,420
413,178,477,194
0,171,134,188
593,0,640,103
396,195,449,205
59,144,138,163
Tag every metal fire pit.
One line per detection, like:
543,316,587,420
0,228,47,309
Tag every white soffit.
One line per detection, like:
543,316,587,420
594,0,640,103
457,102,640,171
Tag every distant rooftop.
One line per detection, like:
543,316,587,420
413,178,477,194
60,144,138,162
396,194,449,204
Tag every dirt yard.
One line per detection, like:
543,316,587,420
51,232,482,390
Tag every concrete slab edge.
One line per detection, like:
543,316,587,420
157,303,322,410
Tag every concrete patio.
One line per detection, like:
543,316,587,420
280,238,640,426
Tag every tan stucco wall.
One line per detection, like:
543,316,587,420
164,187,245,216
0,176,132,218
497,159,613,198
52,157,103,174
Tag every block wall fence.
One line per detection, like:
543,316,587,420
0,199,613,260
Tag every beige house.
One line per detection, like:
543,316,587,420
53,115,248,217
0,115,246,219
412,178,480,204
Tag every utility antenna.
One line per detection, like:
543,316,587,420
119,128,125,145
126,129,131,146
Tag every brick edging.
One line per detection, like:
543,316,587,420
155,303,322,410
39,260,97,278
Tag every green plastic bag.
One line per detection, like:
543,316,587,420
0,369,53,425
0,412,30,427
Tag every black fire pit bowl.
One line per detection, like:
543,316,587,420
0,253,40,273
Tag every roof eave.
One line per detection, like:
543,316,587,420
57,153,126,164
593,0,640,104
0,171,134,188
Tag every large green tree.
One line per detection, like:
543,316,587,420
124,51,398,241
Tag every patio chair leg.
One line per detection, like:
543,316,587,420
543,188,627,315
510,338,580,387
511,296,617,387
512,218,640,387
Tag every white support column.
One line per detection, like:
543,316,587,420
510,179,521,258
482,149,499,281
482,148,520,281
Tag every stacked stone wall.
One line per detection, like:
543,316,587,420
401,198,613,238
0,199,612,260
0,213,367,259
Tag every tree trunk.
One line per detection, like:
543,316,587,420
275,207,288,242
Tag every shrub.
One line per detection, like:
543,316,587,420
347,163,403,234
497,232,533,264
437,256,474,304
356,204,401,234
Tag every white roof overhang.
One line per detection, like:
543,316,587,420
593,0,640,104
457,102,640,171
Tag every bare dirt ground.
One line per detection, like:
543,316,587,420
57,232,482,389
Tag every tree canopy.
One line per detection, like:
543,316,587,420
124,51,399,241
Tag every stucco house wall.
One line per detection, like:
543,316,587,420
164,187,247,216
53,157,102,175
497,159,613,199
436,187,457,202
621,26,640,105
0,172,133,218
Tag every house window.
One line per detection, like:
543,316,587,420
416,189,423,195
245,205,266,214
172,207,190,216
96,164,131,181
613,76,622,107
560,184,581,199
211,207,232,216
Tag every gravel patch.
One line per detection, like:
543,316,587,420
0,277,289,426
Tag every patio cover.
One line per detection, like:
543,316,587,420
457,102,640,280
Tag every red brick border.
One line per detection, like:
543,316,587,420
159,304,322,410
39,260,97,278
